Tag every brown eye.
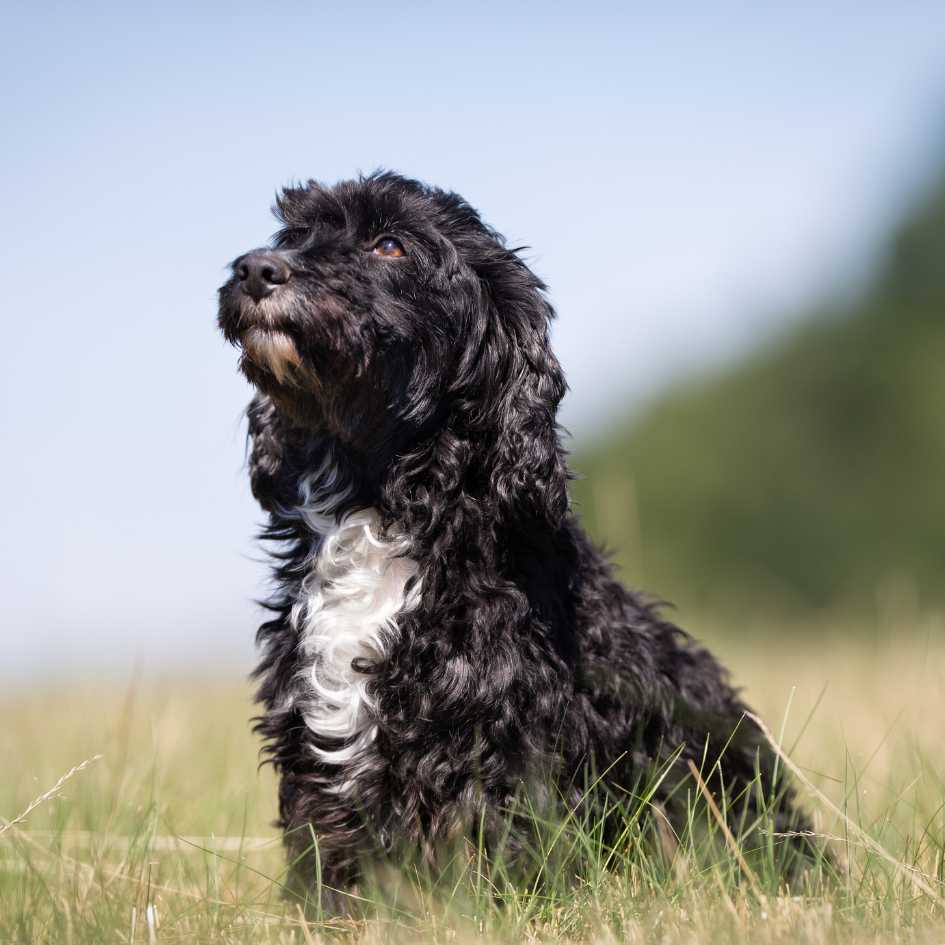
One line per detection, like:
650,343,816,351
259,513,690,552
372,236,405,258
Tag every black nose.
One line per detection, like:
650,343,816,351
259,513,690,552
236,250,292,303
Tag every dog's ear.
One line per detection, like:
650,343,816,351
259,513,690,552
247,393,297,513
458,252,571,527
385,248,570,536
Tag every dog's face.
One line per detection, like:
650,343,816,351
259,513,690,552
219,174,567,521
219,173,567,518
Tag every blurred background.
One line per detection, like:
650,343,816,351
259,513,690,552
3,2,945,681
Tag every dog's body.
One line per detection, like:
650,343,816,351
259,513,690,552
218,173,809,906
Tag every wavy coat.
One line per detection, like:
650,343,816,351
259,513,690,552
217,172,809,907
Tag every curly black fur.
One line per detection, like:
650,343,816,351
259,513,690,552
217,172,812,909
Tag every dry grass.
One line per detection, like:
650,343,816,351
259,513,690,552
2,619,945,943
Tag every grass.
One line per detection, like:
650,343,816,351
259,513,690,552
2,620,945,944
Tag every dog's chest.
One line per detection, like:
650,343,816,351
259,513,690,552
291,507,421,767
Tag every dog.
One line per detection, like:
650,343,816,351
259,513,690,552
217,172,812,909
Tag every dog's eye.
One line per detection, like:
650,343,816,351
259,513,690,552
372,237,406,258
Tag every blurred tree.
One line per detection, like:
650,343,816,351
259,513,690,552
572,162,945,621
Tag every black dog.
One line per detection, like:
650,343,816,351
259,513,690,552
218,172,810,907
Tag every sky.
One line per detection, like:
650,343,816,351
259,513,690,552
3,2,945,680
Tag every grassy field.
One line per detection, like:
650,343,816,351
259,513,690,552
3,619,945,944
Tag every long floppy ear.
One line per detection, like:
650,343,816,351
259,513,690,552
247,393,300,513
459,252,571,527
384,248,570,538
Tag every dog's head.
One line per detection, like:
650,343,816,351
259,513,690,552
218,172,568,523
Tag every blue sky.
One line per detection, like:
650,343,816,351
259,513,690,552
3,3,945,678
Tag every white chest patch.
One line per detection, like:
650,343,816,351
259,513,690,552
291,501,421,767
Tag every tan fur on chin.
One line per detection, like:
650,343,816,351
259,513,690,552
241,328,302,384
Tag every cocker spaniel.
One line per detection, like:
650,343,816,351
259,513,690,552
217,172,812,910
